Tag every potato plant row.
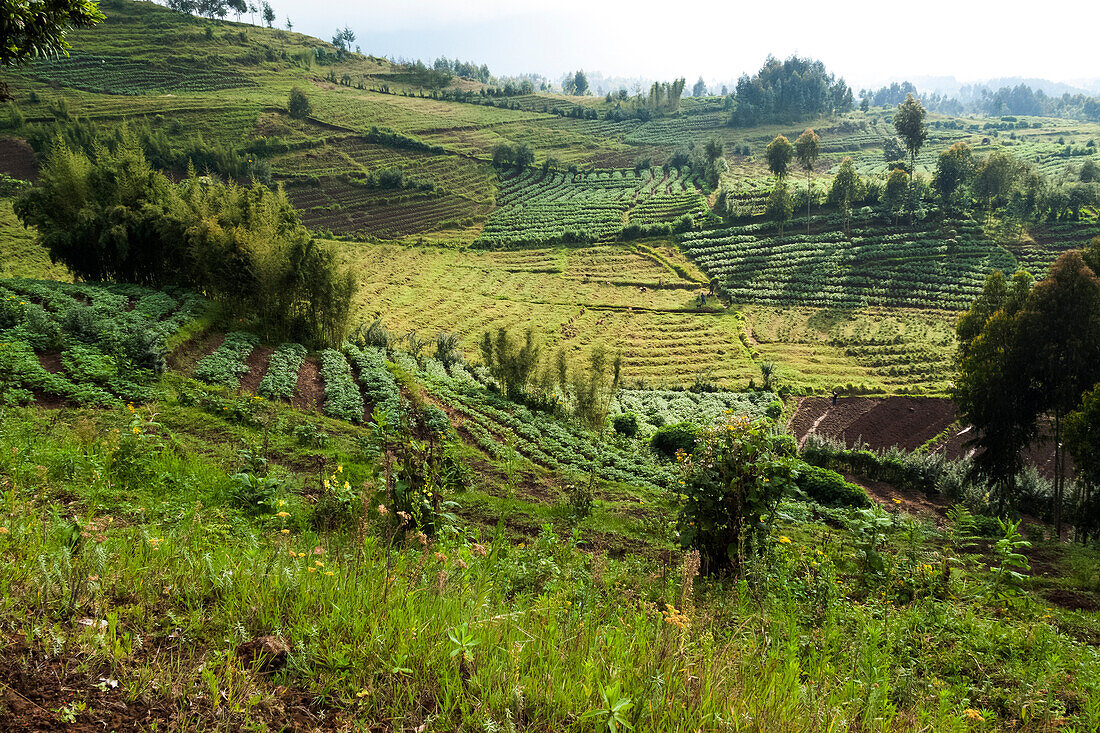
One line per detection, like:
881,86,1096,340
319,349,364,423
194,332,259,390
257,343,307,401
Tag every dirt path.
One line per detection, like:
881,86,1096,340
292,358,324,411
237,345,274,396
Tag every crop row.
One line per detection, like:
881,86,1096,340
257,343,307,401
319,349,364,423
194,332,258,389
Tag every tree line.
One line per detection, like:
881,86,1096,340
728,56,853,127
14,134,355,348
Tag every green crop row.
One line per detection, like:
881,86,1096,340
257,343,307,401
194,332,259,389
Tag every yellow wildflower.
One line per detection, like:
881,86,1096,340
778,536,791,544
276,511,290,518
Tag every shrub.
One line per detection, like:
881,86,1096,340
794,463,870,507
677,417,798,572
612,412,639,437
650,422,699,461
765,400,783,419
288,87,312,119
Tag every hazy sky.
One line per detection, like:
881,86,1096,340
272,0,1098,89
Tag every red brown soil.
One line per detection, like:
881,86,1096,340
790,396,958,452
237,345,274,396
789,396,1067,479
167,331,223,375
0,138,39,181
292,357,324,411
845,473,952,526
36,352,62,374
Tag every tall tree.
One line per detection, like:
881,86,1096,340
974,150,1019,224
0,0,104,99
766,179,792,236
692,76,706,97
828,157,863,234
884,168,909,224
794,128,820,232
1066,386,1100,543
765,135,793,180
1016,251,1100,537
933,142,975,216
954,270,1036,515
893,94,927,224
261,0,274,27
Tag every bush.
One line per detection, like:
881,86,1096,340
794,463,870,507
677,417,798,572
650,422,699,461
612,412,639,437
765,400,783,419
288,87,312,119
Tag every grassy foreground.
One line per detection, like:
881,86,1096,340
1,386,1098,732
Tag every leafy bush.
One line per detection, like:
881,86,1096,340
794,463,870,507
650,422,699,461
677,417,798,572
766,400,783,419
612,412,638,437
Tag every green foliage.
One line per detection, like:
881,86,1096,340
287,87,311,119
193,331,258,389
16,139,355,348
257,343,306,400
612,412,638,437
649,421,698,461
765,135,794,178
319,349,363,423
676,417,797,572
0,0,104,68
794,463,870,507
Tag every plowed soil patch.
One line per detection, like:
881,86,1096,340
237,345,274,395
292,357,324,411
0,138,39,181
791,396,957,452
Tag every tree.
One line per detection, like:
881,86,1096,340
794,128,820,231
228,0,246,21
954,270,1037,515
933,142,975,215
512,143,535,170
285,17,292,31
893,94,927,172
491,142,515,169
884,168,909,224
894,94,927,224
565,69,588,96
261,0,274,27
765,134,793,179
1016,252,1100,537
0,0,104,99
766,179,792,236
1066,386,1100,542
974,150,1019,223
828,156,864,234
15,138,354,348
287,87,311,119
692,77,706,97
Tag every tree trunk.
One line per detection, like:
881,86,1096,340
806,172,811,234
1054,413,1063,539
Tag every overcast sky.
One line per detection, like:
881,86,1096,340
270,0,1099,89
